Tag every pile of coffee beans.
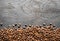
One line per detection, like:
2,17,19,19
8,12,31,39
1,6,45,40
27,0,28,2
0,23,60,41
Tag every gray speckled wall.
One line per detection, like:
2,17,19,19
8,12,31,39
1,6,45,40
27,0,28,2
0,0,60,27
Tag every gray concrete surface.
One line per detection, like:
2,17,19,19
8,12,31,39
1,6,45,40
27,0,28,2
0,0,60,27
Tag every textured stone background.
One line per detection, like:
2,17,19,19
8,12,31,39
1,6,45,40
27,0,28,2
0,0,60,27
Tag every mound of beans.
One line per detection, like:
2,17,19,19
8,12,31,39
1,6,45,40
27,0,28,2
0,25,60,41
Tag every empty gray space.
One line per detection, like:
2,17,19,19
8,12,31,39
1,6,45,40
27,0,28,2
0,0,60,27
